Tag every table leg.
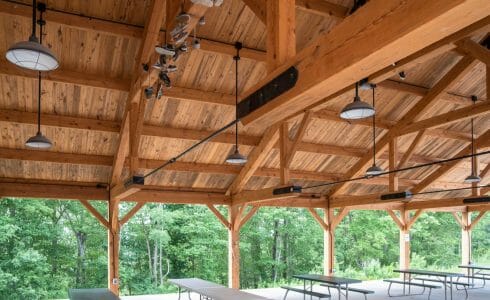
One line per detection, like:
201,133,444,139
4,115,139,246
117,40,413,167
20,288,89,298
337,285,341,300
178,287,182,300
450,278,453,300
444,277,447,300
303,280,306,300
310,280,313,300
345,284,349,300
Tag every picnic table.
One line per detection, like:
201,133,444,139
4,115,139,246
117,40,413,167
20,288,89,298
393,269,464,300
291,274,362,300
459,264,490,288
168,278,271,300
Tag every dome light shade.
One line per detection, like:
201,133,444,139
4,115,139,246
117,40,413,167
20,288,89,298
464,174,481,184
226,148,247,165
25,131,52,149
365,164,384,177
340,96,375,120
6,36,59,71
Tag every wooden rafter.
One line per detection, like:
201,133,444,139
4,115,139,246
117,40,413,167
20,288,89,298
397,130,427,169
227,125,280,195
399,100,490,136
79,200,109,229
296,0,349,19
110,0,166,186
242,0,267,23
239,0,490,127
242,0,349,24
279,122,291,184
368,16,490,84
411,129,490,193
328,54,478,197
456,38,490,65
389,139,399,192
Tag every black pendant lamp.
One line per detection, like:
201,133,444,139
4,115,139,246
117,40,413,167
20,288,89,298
6,0,58,71
226,42,247,165
340,81,375,120
365,85,383,176
464,96,480,183
25,8,52,149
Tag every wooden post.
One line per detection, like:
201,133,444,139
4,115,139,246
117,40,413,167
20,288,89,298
228,205,240,288
280,122,290,184
266,0,296,72
324,208,334,275
400,210,410,270
461,212,472,265
108,199,120,295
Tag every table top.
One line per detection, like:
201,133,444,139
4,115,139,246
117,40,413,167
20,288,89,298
293,274,362,285
459,265,490,270
394,269,463,277
168,278,224,291
198,287,271,300
168,278,271,300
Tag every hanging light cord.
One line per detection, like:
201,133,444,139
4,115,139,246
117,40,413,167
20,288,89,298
302,150,490,190
234,44,240,151
37,3,43,134
371,85,376,166
30,0,37,38
470,97,476,175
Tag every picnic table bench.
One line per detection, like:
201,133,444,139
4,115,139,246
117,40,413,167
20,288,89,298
384,279,441,300
320,283,374,300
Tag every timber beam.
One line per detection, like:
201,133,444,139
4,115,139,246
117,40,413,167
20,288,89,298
238,0,490,127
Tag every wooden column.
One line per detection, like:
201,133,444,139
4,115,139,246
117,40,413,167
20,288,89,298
399,209,410,270
228,205,240,288
461,212,472,265
108,198,120,294
324,208,334,275
266,0,296,72
279,122,290,184
309,206,348,276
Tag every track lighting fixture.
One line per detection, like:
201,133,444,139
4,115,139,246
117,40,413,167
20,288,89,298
226,42,247,165
6,1,58,71
464,96,481,184
365,85,383,176
340,82,375,120
192,38,201,49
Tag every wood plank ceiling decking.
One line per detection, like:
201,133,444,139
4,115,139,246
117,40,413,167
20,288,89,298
0,0,489,211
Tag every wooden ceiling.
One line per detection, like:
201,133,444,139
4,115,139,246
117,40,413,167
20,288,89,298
0,0,489,212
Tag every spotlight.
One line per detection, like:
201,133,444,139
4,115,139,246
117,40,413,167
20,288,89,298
144,87,153,99
193,38,201,49
398,71,406,80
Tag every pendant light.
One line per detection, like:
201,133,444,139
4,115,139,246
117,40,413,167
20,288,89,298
340,81,375,120
226,42,247,165
6,0,58,71
464,96,480,183
25,7,52,149
365,85,383,177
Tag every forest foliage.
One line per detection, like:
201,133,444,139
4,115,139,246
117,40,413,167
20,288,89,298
0,198,488,299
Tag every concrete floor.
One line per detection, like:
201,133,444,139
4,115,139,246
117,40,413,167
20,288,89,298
121,279,490,300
